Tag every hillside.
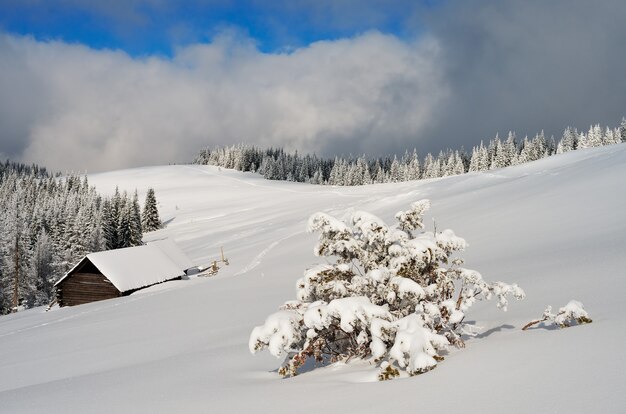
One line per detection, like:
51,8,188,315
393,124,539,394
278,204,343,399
1,145,625,413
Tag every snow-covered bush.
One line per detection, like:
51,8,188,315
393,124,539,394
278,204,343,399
249,200,525,378
522,300,592,330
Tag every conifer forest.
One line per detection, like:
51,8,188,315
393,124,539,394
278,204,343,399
0,162,159,314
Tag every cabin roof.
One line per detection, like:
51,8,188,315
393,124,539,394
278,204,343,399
148,239,194,271
55,240,192,293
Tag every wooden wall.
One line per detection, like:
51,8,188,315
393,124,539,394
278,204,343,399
56,260,121,307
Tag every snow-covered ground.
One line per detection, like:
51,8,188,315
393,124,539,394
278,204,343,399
1,145,625,413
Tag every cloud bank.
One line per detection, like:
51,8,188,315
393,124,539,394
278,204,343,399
0,32,445,172
1,0,625,172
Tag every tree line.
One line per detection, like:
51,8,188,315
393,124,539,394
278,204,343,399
0,162,162,314
194,120,626,185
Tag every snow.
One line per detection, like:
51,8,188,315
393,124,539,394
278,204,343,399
553,300,590,326
388,276,425,299
54,241,191,293
249,310,303,357
147,239,194,272
388,314,449,374
302,297,391,333
1,145,625,413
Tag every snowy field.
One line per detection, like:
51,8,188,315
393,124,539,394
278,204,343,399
1,145,625,413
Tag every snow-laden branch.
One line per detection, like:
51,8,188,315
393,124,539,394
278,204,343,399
522,300,592,331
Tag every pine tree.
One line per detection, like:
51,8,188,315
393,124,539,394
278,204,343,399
141,188,162,233
311,168,323,185
374,161,386,183
451,151,465,175
490,136,508,169
585,124,603,148
101,199,116,250
26,230,57,308
357,158,372,185
65,204,89,263
503,132,518,166
389,157,401,182
1,193,31,312
406,150,421,181
578,131,589,149
110,188,122,247
557,127,577,154
117,203,133,249
469,143,489,172
602,126,620,145
532,131,547,160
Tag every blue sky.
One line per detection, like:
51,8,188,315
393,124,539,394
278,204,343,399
0,0,434,56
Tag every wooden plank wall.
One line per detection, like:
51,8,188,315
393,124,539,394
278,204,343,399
57,272,121,307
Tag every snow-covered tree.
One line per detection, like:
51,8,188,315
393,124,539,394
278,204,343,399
503,132,518,164
129,191,143,245
26,230,58,308
591,124,603,147
374,161,386,183
250,200,524,378
577,131,588,149
583,124,603,148
142,188,162,232
0,193,31,312
388,156,402,182
117,202,134,249
469,142,489,172
602,126,621,146
446,151,465,176
490,135,508,170
557,127,577,154
423,153,441,178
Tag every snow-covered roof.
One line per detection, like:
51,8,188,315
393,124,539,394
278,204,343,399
55,241,192,293
147,239,194,271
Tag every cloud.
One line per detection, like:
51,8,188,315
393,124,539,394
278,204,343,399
1,0,626,173
0,31,446,172
418,0,626,149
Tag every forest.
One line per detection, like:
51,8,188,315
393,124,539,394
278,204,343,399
0,161,161,314
195,121,626,185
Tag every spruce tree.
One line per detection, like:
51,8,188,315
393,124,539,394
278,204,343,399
117,203,133,249
130,191,143,245
141,188,162,232
27,230,57,307
101,199,116,250
387,157,400,182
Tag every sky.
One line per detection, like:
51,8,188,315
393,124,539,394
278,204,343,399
0,0,625,172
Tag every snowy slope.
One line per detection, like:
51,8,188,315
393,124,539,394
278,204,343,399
1,145,625,413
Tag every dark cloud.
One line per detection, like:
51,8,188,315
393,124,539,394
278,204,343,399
417,0,626,151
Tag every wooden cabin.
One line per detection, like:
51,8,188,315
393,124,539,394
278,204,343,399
55,240,193,307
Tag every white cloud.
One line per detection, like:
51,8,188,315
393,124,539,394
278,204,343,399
0,31,447,172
